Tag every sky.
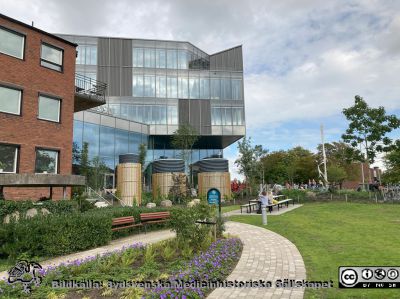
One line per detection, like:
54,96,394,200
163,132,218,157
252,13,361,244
2,0,400,179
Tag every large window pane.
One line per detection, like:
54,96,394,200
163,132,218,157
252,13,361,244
0,144,18,173
178,50,189,69
0,86,21,115
35,149,58,174
189,77,200,99
232,79,242,100
0,27,24,59
41,43,63,71
156,49,166,68
178,76,188,98
100,126,115,157
224,108,232,125
167,105,178,124
144,75,155,97
211,107,222,125
83,122,100,158
86,45,97,65
232,108,244,125
38,96,60,122
167,50,177,69
200,78,210,99
159,105,167,124
115,129,129,156
133,48,144,67
76,46,84,64
144,48,156,68
133,75,144,97
211,79,221,100
129,132,141,153
167,76,178,98
221,79,232,100
156,76,166,98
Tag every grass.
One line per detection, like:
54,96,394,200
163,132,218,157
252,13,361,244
230,202,400,299
221,204,240,213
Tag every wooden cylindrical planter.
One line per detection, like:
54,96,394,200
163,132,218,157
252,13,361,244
116,163,142,206
198,172,231,199
152,172,186,199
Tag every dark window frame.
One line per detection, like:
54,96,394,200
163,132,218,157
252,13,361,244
34,147,60,174
0,142,20,174
0,83,23,116
40,42,64,73
0,25,26,60
37,93,62,123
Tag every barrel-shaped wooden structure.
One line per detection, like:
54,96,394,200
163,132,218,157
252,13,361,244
152,172,186,198
116,162,141,206
198,172,231,199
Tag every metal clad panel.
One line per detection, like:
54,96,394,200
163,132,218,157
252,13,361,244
122,39,132,66
109,67,121,96
201,100,211,134
98,38,109,66
190,100,201,132
209,46,243,71
179,99,190,124
110,39,122,66
121,67,132,96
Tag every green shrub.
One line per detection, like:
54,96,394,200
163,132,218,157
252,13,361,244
0,212,111,259
0,200,77,222
169,202,213,250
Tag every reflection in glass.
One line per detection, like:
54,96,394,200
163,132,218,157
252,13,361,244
167,76,178,98
144,48,156,68
178,77,188,98
144,75,156,97
178,50,189,69
41,44,63,71
133,48,144,67
168,105,178,124
167,50,177,69
0,86,21,115
156,76,166,98
221,78,232,100
133,75,144,97
83,122,100,158
232,79,242,100
211,79,221,100
0,28,24,59
115,129,129,156
100,126,115,157
35,149,58,174
129,132,141,153
156,49,166,68
189,77,200,99
0,144,18,173
200,78,210,99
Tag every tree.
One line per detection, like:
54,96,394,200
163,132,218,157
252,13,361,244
261,151,289,184
286,147,318,184
171,123,199,186
342,95,400,165
235,137,268,193
327,165,347,188
138,143,147,185
382,140,400,184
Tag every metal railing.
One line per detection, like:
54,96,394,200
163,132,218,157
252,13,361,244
75,73,107,103
86,186,113,206
102,189,125,206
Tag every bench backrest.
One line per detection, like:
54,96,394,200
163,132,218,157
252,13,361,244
112,216,134,225
140,211,170,221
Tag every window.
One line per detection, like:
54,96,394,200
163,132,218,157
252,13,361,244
178,76,188,98
0,27,24,59
189,77,200,99
221,79,232,100
0,144,18,173
41,43,63,71
144,75,156,97
167,105,178,124
200,78,210,99
178,50,189,69
167,76,178,98
132,75,144,97
144,48,156,68
156,75,166,98
167,50,177,69
35,149,58,174
133,48,144,67
156,49,166,68
38,95,61,122
0,86,21,115
211,79,221,100
232,79,242,100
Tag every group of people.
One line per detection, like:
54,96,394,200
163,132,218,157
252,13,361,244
285,179,325,190
258,191,278,206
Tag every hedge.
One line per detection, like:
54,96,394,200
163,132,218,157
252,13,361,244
0,200,78,222
0,212,111,259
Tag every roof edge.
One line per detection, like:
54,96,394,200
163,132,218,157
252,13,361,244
210,45,242,57
0,13,78,48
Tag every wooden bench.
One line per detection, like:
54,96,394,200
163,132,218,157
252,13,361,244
140,211,171,232
111,216,142,231
267,198,294,213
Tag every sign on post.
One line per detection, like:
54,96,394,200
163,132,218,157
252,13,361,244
207,188,221,217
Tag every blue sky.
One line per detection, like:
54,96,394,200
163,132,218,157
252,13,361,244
2,0,399,178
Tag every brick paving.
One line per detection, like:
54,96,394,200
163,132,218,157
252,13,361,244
0,229,175,280
208,222,306,299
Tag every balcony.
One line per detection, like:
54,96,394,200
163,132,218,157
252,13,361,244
74,73,107,112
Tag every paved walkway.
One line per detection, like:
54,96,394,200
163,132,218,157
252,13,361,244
208,222,306,299
0,229,175,279
224,204,303,217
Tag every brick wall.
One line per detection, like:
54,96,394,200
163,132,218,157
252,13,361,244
0,17,76,200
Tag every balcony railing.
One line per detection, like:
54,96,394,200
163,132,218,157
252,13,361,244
75,73,107,102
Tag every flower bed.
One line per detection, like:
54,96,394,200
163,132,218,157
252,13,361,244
0,239,242,298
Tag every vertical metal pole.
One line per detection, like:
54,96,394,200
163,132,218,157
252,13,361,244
320,124,328,186
262,205,267,225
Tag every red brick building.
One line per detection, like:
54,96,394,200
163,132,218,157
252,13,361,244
0,14,105,200
341,163,382,190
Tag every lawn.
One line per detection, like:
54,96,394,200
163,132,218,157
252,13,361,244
221,204,240,213
230,202,400,299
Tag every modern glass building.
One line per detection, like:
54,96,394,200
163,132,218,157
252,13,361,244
58,34,246,187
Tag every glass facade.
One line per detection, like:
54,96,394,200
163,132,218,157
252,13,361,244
73,119,148,170
212,107,245,125
76,45,97,65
